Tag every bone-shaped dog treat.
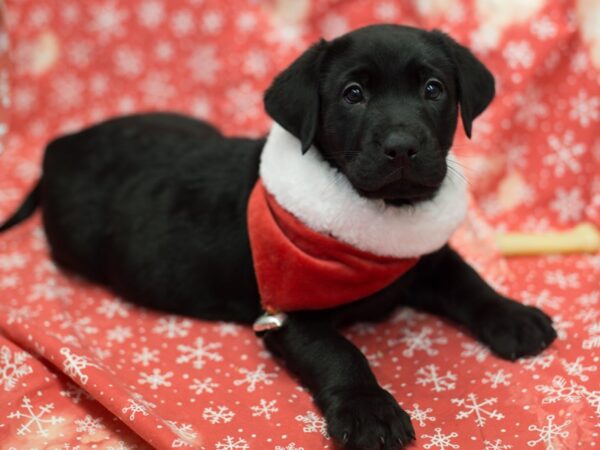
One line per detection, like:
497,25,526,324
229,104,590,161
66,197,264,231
495,222,600,256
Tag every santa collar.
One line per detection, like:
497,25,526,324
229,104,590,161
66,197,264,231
248,123,468,321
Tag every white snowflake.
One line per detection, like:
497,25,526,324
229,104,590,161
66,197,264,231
215,436,250,450
138,368,173,390
236,12,257,33
75,415,103,435
202,10,223,34
107,325,132,343
225,82,262,123
251,399,278,419
90,1,129,40
56,312,98,336
550,188,585,223
531,16,557,40
113,46,143,77
7,305,40,325
560,357,597,382
217,322,240,336
569,90,599,127
154,40,173,61
1,345,33,391
140,71,175,106
374,1,398,21
7,395,65,436
67,41,93,67
152,316,192,338
165,420,198,447
482,369,513,389
543,132,586,177
176,337,223,369
202,405,235,424
388,326,447,357
189,377,219,395
521,289,563,310
527,414,570,449
295,411,329,438
275,444,304,450
535,376,583,404
243,49,269,78
122,393,156,421
545,269,580,290
0,251,27,270
28,277,73,302
51,74,85,110
520,352,555,371
416,364,456,392
407,403,436,427
233,364,277,392
581,386,600,416
60,382,91,404
60,347,99,385
552,314,574,340
170,9,194,36
484,439,512,449
132,347,159,367
137,0,164,28
187,45,221,83
107,441,136,450
452,394,504,427
460,341,490,362
319,13,348,39
423,427,459,449
503,40,534,69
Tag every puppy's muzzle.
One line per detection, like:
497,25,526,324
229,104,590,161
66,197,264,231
382,131,419,165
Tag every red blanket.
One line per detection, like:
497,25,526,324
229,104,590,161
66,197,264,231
0,1,598,449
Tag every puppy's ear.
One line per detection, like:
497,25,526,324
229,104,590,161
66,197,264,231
264,40,327,153
432,31,495,138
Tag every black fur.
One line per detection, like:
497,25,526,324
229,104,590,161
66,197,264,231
0,25,555,450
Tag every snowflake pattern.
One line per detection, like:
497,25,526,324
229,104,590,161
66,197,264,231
215,436,250,450
527,415,570,449
407,403,436,427
8,395,65,436
0,345,32,391
416,364,456,392
233,364,277,392
74,415,103,435
138,368,173,390
452,394,504,427
176,336,223,369
295,411,329,438
388,327,448,357
202,405,235,424
250,399,278,419
0,1,599,449
423,427,459,449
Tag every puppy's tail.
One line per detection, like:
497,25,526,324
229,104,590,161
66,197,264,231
0,181,42,232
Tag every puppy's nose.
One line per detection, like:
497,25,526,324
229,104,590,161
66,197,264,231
382,132,418,161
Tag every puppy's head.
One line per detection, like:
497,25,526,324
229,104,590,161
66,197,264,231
264,25,495,205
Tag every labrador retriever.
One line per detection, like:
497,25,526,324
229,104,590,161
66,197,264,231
0,25,556,449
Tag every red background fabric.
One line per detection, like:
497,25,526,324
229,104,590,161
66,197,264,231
0,1,598,449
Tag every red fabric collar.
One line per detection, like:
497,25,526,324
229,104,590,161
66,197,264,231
247,179,419,313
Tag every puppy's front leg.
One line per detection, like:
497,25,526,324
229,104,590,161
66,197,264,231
408,245,557,360
263,313,415,450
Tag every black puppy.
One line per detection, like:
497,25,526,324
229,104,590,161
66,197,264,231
1,25,556,450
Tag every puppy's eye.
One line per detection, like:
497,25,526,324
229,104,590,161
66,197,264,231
424,79,444,100
343,84,364,104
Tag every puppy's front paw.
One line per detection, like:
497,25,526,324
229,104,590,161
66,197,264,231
318,386,415,450
476,300,557,360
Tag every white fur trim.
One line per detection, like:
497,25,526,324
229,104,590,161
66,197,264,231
259,123,468,258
